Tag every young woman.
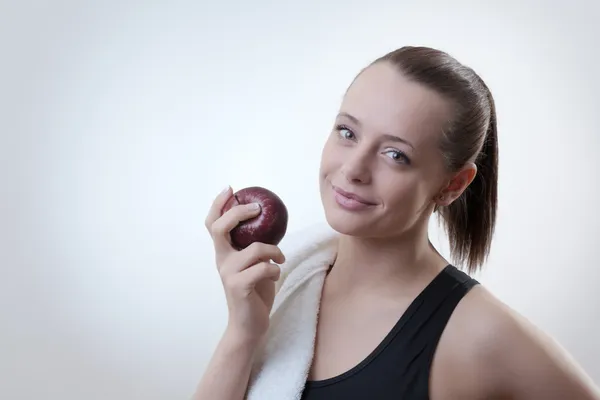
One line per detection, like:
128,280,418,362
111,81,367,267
193,46,600,399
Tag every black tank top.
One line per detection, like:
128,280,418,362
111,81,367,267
300,264,478,400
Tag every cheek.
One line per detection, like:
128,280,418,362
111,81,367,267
384,174,432,211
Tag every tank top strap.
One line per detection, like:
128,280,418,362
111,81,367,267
388,264,480,397
300,264,479,400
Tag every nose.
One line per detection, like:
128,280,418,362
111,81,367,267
341,149,372,185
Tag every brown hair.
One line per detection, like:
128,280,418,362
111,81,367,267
372,46,498,273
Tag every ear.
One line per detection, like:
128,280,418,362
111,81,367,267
435,162,478,207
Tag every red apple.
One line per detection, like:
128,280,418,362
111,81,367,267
221,186,289,250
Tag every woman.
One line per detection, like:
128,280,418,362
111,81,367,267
193,46,600,399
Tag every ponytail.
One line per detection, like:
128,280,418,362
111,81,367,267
441,89,498,274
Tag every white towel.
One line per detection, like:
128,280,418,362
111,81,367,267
245,222,340,400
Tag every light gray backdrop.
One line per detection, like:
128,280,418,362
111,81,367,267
1,1,598,398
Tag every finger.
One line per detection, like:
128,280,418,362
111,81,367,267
204,185,233,232
237,262,281,288
226,242,285,274
211,203,262,253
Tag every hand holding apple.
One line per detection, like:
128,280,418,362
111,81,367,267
205,186,287,344
221,186,289,250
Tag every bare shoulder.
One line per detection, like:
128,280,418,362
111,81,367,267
430,284,600,400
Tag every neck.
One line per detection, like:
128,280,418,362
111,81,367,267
326,223,448,298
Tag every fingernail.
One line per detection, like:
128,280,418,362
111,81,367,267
248,202,260,210
221,185,231,195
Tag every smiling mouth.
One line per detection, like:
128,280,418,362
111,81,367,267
332,185,377,206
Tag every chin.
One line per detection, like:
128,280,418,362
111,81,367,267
324,213,371,237
321,196,376,238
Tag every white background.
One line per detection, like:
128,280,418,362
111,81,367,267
1,1,599,398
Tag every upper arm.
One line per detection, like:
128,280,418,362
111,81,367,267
433,286,600,400
494,312,600,399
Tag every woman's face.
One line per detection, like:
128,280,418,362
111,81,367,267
319,61,458,239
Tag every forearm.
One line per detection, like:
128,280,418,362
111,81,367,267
192,329,260,400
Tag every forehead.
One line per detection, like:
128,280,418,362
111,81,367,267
341,62,453,146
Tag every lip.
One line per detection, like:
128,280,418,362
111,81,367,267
332,185,377,206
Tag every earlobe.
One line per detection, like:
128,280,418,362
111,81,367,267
432,190,450,210
435,192,451,207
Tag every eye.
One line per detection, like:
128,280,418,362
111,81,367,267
336,125,355,140
384,149,411,165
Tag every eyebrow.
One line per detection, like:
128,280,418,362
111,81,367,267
337,112,415,149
